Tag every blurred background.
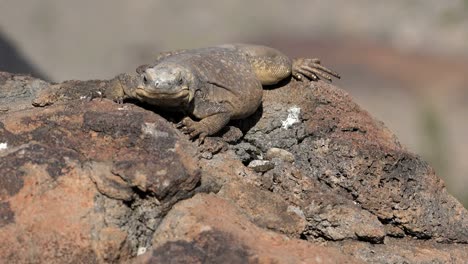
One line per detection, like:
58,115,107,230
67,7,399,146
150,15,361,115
0,0,466,207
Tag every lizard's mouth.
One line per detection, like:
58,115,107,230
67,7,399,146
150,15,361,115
135,86,194,106
135,86,191,100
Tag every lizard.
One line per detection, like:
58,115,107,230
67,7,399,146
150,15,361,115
123,43,340,141
31,44,340,141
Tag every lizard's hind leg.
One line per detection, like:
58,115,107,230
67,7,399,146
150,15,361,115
220,44,294,85
292,58,341,82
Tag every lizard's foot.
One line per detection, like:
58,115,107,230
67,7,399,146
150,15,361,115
176,117,209,143
292,58,341,82
85,90,104,102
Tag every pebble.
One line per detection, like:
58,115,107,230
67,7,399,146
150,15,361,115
248,160,275,172
265,148,295,163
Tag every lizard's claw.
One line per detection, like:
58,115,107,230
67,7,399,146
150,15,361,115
292,58,340,82
114,97,124,104
177,117,209,143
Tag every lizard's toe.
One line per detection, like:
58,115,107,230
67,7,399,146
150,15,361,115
309,63,341,79
181,126,195,134
189,130,201,138
294,68,318,81
176,118,210,142
177,117,195,129
198,132,208,143
292,57,340,82
114,97,124,104
302,65,333,81
175,121,184,128
292,72,304,81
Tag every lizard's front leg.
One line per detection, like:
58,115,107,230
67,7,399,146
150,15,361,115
177,113,231,142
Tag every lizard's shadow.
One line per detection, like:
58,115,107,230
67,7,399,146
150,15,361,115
229,104,263,136
263,76,292,91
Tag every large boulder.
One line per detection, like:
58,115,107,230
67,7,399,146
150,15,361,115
0,94,199,263
1,71,467,263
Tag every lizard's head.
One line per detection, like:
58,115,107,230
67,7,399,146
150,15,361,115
136,64,194,107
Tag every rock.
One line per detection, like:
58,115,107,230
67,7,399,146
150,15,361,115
335,238,468,263
31,73,137,107
261,159,386,243
220,125,244,143
247,159,275,172
219,179,307,236
243,80,468,243
1,71,467,263
198,137,228,160
0,98,200,262
265,147,295,163
305,202,385,243
0,71,50,112
140,194,358,264
231,142,261,163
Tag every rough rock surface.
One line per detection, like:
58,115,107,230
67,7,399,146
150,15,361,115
0,71,50,112
1,71,467,263
0,92,199,262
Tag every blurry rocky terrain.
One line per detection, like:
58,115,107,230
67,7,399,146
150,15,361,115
1,71,467,263
0,0,466,206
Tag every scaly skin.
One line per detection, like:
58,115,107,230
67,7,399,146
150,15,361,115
128,44,340,141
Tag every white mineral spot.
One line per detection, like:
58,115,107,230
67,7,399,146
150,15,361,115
281,106,301,129
156,169,167,176
0,142,7,150
287,205,305,218
162,179,171,188
200,225,213,232
80,96,87,100
136,247,147,256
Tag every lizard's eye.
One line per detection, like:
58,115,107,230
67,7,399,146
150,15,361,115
178,78,183,85
143,75,148,84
